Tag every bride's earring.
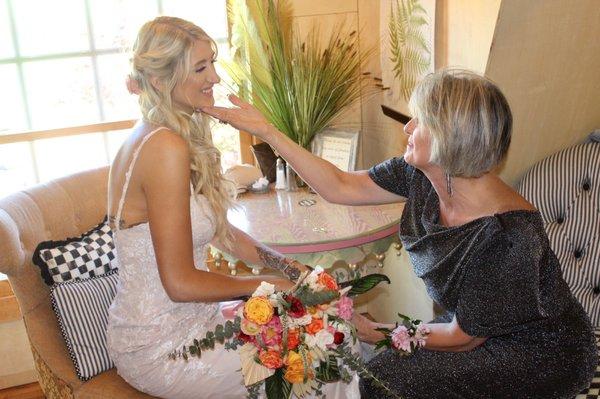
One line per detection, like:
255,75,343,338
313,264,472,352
446,172,453,197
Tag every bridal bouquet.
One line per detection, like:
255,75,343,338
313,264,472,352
173,267,393,398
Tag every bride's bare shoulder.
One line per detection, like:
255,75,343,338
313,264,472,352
138,128,189,166
109,125,189,189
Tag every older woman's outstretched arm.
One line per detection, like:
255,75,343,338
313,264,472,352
201,95,405,206
352,313,487,352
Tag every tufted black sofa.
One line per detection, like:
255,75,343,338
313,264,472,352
518,131,600,398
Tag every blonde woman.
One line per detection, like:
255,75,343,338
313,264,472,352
104,17,359,398
203,69,597,398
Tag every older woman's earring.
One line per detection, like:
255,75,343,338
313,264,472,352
446,173,453,197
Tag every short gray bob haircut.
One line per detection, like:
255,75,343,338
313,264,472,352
408,68,512,177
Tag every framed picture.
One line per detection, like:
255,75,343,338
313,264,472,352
311,130,359,172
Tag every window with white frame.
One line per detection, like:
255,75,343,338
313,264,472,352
0,0,240,198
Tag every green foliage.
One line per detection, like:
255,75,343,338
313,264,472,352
374,327,394,351
340,273,391,297
333,343,402,398
315,355,341,383
226,0,378,148
265,369,292,399
171,316,242,360
294,284,340,306
388,0,431,100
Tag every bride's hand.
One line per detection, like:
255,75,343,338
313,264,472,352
200,95,273,141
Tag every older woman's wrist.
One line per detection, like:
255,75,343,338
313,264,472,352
263,124,283,146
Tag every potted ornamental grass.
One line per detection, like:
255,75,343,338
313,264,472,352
225,0,380,149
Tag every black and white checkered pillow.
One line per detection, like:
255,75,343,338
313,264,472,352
50,270,119,380
33,218,117,286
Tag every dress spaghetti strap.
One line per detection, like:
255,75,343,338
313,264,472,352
114,127,169,231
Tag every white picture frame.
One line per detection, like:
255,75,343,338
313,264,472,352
311,130,359,172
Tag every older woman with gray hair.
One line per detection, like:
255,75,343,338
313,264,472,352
203,68,597,398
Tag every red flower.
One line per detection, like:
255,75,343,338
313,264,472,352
237,331,255,344
285,295,306,318
333,331,345,345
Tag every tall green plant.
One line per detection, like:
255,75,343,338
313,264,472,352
226,0,378,149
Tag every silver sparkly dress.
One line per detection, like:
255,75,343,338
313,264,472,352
361,157,597,398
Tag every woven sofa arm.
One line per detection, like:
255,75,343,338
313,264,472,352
31,344,74,399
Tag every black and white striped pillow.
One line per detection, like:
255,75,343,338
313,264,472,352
33,218,117,286
50,270,119,380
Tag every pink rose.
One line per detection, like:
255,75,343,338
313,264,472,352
391,325,412,353
261,316,283,347
337,296,354,320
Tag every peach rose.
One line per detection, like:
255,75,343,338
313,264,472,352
317,272,339,291
284,351,313,384
305,317,324,335
286,328,300,350
243,296,274,325
259,349,283,369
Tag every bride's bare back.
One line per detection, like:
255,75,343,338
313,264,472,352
108,123,167,230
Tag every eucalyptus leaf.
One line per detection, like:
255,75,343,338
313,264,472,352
215,325,225,343
224,320,234,338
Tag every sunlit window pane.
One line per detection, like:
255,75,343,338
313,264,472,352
97,53,140,121
3,0,240,187
0,142,36,198
0,64,27,133
107,130,130,160
162,0,228,39
0,2,14,59
212,42,239,171
34,133,108,182
23,58,99,129
90,0,158,50
13,0,88,57
214,42,236,104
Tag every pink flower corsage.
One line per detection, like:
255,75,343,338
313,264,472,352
375,313,430,355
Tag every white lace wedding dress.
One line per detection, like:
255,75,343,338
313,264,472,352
106,127,360,399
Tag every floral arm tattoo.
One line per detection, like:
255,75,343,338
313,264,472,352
255,245,302,282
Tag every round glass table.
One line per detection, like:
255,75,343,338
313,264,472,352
212,186,405,282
